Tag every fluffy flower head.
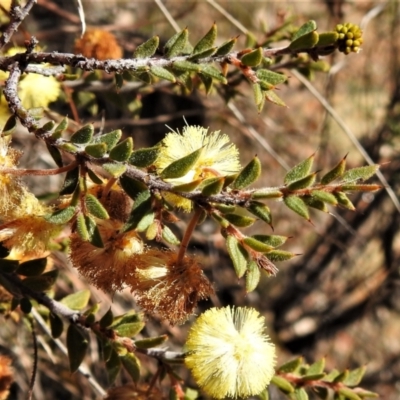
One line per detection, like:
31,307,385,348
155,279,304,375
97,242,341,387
155,126,241,211
185,306,276,399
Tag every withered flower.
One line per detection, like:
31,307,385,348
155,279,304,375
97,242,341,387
70,220,144,292
128,249,214,324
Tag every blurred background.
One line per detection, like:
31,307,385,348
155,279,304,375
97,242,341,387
1,0,400,399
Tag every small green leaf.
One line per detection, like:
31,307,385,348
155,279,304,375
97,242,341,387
334,192,355,210
341,165,379,183
311,190,338,205
257,69,288,86
302,373,326,381
334,369,349,383
245,260,260,292
293,387,309,400
200,64,227,83
284,196,310,220
16,257,47,277
165,28,189,58
160,147,203,179
290,30,319,50
232,156,261,189
253,83,263,106
287,173,317,190
317,31,339,46
123,191,152,232
0,259,19,273
135,335,168,349
70,124,94,144
172,179,203,193
292,20,318,41
266,250,295,262
52,117,68,139
284,154,315,185
226,235,248,278
161,225,181,245
224,213,256,227
323,369,340,382
60,290,91,310
87,169,103,184
2,115,17,136
321,156,346,184
93,129,122,150
85,215,104,248
343,366,366,387
303,196,328,212
106,348,121,384
307,358,325,375
100,307,114,329
189,47,217,61
248,201,272,225
121,353,141,383
193,23,217,54
338,388,361,400
20,298,32,314
271,375,295,393
129,146,159,168
252,235,288,248
46,143,63,167
241,47,263,67
85,194,109,219
109,137,133,162
60,166,79,195
76,213,89,241
278,357,303,373
264,90,286,107
119,174,147,199
22,270,58,292
251,188,283,199
173,60,201,73
201,177,225,195
134,36,159,59
150,66,176,82
243,237,274,253
102,163,127,177
49,313,64,338
45,206,76,224
85,143,107,158
199,74,213,94
114,321,145,338
214,37,237,56
67,325,88,373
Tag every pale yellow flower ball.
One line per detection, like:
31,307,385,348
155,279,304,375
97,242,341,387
185,306,276,399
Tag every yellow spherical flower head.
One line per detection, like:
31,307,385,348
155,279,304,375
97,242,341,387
155,126,241,211
185,306,276,399
70,220,144,292
129,249,214,324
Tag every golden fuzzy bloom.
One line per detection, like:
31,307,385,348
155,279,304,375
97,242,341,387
155,126,241,211
74,29,123,60
185,306,276,399
0,214,62,259
130,250,214,324
70,220,144,292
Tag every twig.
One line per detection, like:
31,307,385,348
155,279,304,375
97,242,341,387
31,308,107,397
292,69,400,214
0,161,78,176
0,0,37,50
27,317,38,400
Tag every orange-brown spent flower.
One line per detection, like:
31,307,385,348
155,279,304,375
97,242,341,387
0,355,13,400
74,29,123,60
70,220,144,292
129,250,214,325
87,182,132,222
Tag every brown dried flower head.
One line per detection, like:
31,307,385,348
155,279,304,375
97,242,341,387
129,250,214,325
0,355,13,400
70,220,144,292
74,29,123,60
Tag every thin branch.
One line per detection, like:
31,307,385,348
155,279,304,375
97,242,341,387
0,160,78,176
27,317,38,400
292,69,400,214
0,0,37,50
31,308,107,397
3,273,81,321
